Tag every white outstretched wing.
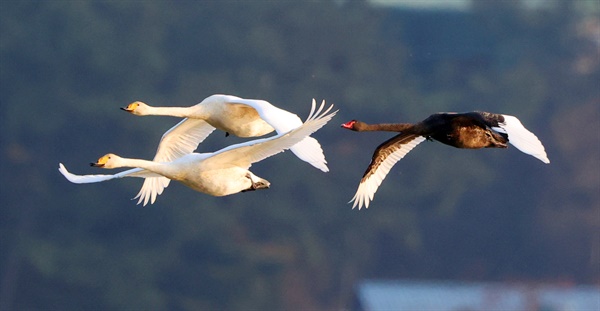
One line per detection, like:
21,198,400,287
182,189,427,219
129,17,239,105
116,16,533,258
59,163,161,183
284,136,329,172
134,118,216,206
222,95,302,133
492,115,549,164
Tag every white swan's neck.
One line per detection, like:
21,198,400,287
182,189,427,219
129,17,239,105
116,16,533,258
116,158,180,180
145,105,205,118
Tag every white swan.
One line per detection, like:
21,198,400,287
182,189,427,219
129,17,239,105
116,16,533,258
121,94,330,172
62,117,216,205
59,100,337,204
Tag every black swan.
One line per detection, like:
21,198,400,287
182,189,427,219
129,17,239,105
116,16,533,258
341,111,549,209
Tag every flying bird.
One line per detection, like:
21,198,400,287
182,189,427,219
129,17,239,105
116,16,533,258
341,111,549,210
118,94,332,205
59,100,336,205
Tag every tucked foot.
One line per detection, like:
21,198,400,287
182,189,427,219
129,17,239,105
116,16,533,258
241,173,270,192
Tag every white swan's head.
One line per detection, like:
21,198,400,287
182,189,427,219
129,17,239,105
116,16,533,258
121,101,150,115
90,153,123,169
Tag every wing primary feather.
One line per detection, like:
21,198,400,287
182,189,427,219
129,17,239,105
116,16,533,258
134,118,216,205
498,115,549,163
58,163,160,183
349,135,426,210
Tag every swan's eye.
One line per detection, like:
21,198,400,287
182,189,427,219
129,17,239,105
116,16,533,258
126,102,139,110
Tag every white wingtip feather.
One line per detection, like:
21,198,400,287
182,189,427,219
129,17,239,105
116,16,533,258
499,115,550,164
287,99,333,172
58,163,115,184
290,137,329,172
59,163,79,183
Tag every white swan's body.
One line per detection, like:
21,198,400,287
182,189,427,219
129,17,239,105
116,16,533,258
59,100,337,203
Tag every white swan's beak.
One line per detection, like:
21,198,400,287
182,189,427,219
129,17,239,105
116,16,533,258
121,101,140,113
90,155,109,167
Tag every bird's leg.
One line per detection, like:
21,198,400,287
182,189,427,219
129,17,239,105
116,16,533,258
241,173,269,192
241,173,256,192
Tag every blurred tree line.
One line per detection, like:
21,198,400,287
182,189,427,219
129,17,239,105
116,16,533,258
1,0,598,310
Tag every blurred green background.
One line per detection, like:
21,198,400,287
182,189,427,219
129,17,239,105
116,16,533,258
1,0,598,310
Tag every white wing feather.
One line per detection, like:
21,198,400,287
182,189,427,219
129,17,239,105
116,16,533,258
492,115,549,164
223,95,302,133
134,118,216,205
58,163,161,183
224,96,330,172
201,100,336,170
